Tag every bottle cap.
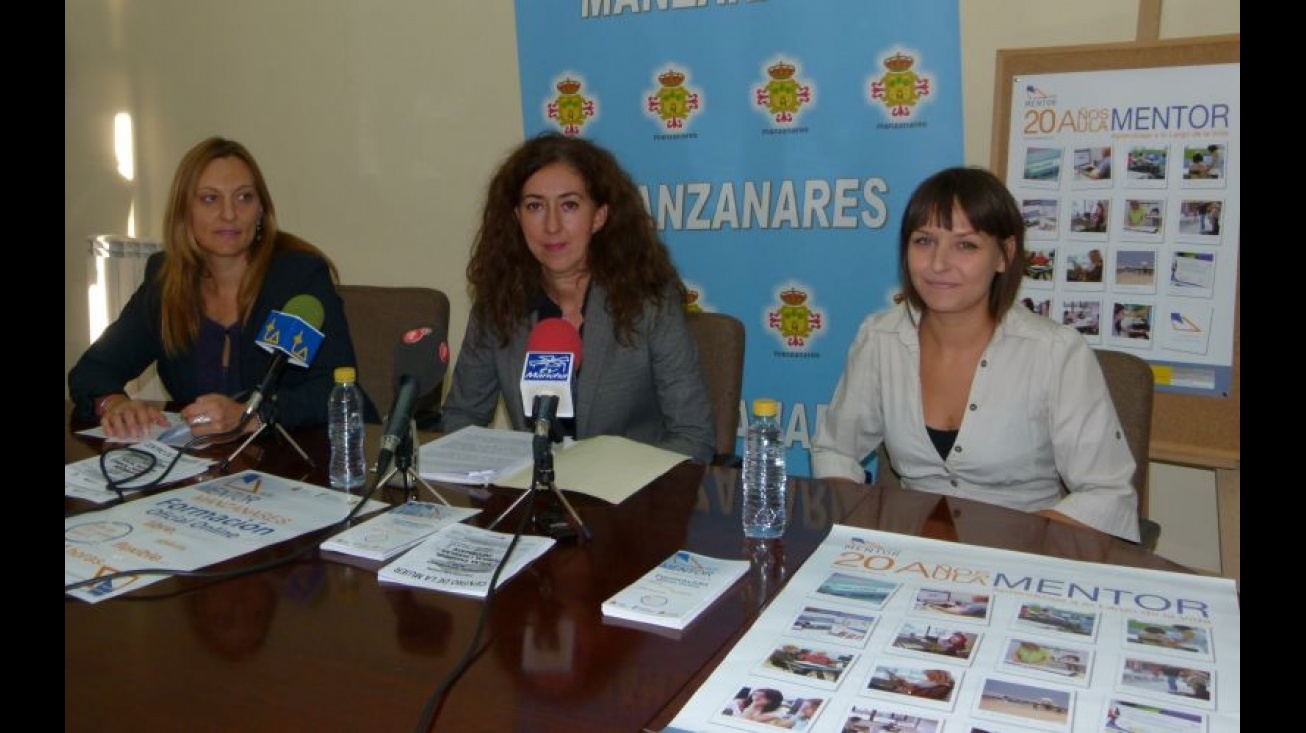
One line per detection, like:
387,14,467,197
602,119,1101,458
334,366,357,383
752,398,779,417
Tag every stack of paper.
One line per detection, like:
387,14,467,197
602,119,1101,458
319,502,481,561
417,428,690,506
602,550,750,631
377,523,555,599
417,426,536,485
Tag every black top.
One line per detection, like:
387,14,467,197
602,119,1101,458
926,426,959,461
193,318,244,398
68,250,378,428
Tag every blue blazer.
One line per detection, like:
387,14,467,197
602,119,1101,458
68,250,377,428
440,282,715,464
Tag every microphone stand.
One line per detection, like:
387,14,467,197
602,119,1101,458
488,396,592,541
376,418,451,505
217,397,314,473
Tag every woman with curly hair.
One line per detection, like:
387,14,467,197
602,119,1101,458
440,133,713,463
69,136,374,438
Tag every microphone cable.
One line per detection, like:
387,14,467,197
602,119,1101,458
90,394,304,506
94,420,250,504
412,488,539,733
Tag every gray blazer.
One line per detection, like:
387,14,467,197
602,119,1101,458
440,282,715,464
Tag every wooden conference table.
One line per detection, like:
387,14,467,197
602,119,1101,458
64,405,1191,733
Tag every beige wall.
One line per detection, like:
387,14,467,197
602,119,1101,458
65,0,525,386
64,1,1238,571
63,0,1240,386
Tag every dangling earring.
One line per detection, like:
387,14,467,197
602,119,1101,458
254,219,264,243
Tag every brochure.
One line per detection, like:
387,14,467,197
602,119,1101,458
319,501,481,561
65,470,387,603
376,523,554,598
65,440,215,504
76,411,195,447
602,550,749,631
418,428,688,505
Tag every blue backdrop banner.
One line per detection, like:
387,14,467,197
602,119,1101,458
514,0,963,475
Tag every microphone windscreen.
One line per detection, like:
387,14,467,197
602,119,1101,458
526,318,583,369
283,294,326,330
393,325,449,397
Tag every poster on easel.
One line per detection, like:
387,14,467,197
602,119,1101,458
1003,63,1239,398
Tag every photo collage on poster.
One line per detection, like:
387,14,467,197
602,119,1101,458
700,542,1230,733
1014,136,1229,360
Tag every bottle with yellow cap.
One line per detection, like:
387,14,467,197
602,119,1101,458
741,398,787,538
328,366,366,492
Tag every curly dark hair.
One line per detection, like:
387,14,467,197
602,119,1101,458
466,132,684,346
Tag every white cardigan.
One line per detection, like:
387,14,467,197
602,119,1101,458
812,304,1140,542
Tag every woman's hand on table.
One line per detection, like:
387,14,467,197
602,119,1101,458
99,396,168,439
180,394,260,437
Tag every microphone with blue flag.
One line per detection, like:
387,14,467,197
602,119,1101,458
243,294,326,421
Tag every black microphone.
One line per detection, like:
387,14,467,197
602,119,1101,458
243,294,326,422
531,393,561,483
532,394,560,433
376,325,450,478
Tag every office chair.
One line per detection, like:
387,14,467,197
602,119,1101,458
1094,348,1161,551
338,285,451,428
874,348,1161,551
686,311,746,465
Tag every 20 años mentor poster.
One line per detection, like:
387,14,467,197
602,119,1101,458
1004,64,1239,398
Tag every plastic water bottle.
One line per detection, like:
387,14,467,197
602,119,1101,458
744,537,786,604
328,366,366,492
741,398,787,538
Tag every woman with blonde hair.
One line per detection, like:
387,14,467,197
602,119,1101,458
69,136,373,437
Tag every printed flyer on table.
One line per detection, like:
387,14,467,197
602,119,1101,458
65,470,384,603
669,525,1239,733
